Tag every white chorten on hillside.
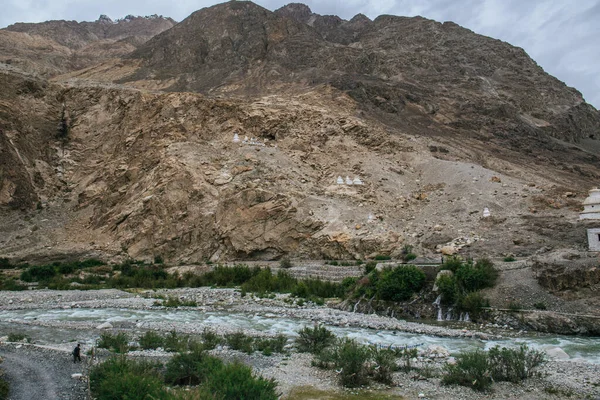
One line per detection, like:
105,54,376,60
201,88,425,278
233,133,240,143
580,188,600,220
353,177,363,185
483,207,491,218
336,176,344,185
345,176,353,185
580,188,600,252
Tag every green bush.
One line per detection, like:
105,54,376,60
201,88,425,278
435,274,457,305
533,302,547,310
164,331,189,352
503,256,516,262
508,301,523,312
165,349,222,386
455,258,498,292
7,333,28,342
0,278,27,291
488,344,546,383
203,361,278,400
457,291,489,314
371,346,396,384
0,258,12,269
440,256,463,272
90,356,167,400
330,339,371,387
200,328,222,350
398,347,418,372
279,257,292,269
225,332,255,354
376,265,426,302
364,261,376,274
374,255,391,261
254,335,287,356
0,376,8,400
296,325,336,354
20,264,57,282
139,331,164,350
98,332,130,353
442,349,492,391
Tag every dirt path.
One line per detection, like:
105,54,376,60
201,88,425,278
0,344,88,400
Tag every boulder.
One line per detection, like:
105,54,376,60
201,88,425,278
544,346,570,360
96,322,113,330
440,245,457,255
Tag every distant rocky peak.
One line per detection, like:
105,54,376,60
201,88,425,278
97,14,113,24
275,3,314,23
350,13,371,23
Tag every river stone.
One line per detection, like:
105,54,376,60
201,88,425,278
96,322,113,330
544,346,570,360
71,373,83,379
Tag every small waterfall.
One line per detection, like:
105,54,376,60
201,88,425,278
445,308,453,321
459,312,464,322
464,312,470,322
353,300,360,313
434,295,443,321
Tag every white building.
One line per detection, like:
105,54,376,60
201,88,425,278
580,188,600,251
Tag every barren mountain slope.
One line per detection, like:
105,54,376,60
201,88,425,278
0,1,599,265
0,15,176,78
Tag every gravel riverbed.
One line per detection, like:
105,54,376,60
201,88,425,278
0,288,599,399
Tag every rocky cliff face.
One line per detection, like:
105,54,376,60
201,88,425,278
0,2,599,264
0,15,175,77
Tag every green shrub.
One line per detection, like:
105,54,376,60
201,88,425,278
488,344,546,383
371,346,396,384
164,331,189,352
200,328,222,350
0,278,27,291
225,332,255,354
364,261,376,274
398,347,418,372
98,332,130,353
203,361,278,400
503,256,516,262
457,291,489,314
20,264,57,282
0,258,12,269
296,325,335,354
331,339,371,387
508,301,523,312
7,333,28,342
435,274,457,305
442,349,492,391
255,335,287,356
139,331,164,350
374,255,391,261
165,349,222,386
154,255,164,264
401,245,417,262
533,302,547,310
376,265,426,302
90,356,166,400
279,257,292,269
440,256,463,272
0,375,8,400
455,258,498,292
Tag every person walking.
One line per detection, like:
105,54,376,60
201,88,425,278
72,343,81,363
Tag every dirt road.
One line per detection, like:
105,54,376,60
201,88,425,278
0,344,87,400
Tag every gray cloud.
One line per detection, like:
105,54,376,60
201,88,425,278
2,0,598,108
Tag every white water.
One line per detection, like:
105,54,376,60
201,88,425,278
1,308,599,363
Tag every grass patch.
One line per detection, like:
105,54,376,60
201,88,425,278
285,387,404,400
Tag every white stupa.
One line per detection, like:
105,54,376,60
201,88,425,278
368,213,375,223
353,177,363,185
345,176,353,185
580,188,600,220
336,176,344,185
580,188,600,251
482,207,491,218
233,133,240,143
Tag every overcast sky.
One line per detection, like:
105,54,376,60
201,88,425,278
2,0,599,109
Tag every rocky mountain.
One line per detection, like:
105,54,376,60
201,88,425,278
0,1,599,265
0,14,175,77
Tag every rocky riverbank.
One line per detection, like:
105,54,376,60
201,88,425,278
1,288,599,399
